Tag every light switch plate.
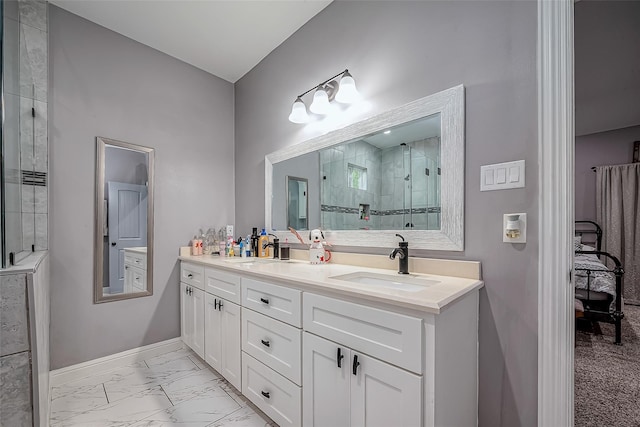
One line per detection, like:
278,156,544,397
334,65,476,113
481,160,525,191
503,213,526,243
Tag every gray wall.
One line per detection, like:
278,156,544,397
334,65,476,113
49,6,235,369
235,2,538,425
575,125,640,222
575,0,640,136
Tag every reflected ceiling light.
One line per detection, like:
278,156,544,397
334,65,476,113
384,130,391,135
288,69,361,124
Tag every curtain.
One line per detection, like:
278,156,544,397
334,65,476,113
596,163,640,305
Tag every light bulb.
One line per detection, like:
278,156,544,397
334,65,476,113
335,71,360,104
309,86,331,115
288,97,309,123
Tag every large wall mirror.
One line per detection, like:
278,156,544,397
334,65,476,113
94,137,154,303
266,85,464,251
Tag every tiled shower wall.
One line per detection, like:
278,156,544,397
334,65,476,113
320,137,440,230
321,141,381,230
379,137,440,229
3,0,49,258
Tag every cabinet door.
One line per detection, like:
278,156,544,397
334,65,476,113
180,283,193,348
350,352,422,427
303,333,350,427
191,287,205,359
204,294,222,371
220,300,241,390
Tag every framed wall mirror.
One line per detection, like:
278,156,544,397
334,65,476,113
94,137,154,303
266,84,464,251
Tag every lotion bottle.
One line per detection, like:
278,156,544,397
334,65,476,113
258,229,270,258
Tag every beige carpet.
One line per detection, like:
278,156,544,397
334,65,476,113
575,304,640,426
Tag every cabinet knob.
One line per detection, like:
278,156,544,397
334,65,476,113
337,347,344,368
261,391,270,399
352,354,360,376
261,339,270,348
260,297,270,305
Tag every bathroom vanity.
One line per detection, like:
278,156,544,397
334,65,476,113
178,254,482,427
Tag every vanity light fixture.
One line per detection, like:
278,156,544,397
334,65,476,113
288,69,360,124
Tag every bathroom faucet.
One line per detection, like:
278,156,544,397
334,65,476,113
263,234,280,259
389,234,409,274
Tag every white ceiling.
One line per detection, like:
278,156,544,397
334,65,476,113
50,0,332,83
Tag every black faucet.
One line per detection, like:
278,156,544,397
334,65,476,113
263,234,280,259
389,234,409,274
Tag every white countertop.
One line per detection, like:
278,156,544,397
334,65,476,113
178,254,483,314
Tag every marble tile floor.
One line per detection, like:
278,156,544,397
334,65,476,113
50,346,277,427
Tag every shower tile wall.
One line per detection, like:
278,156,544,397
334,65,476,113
3,0,49,256
321,141,381,230
380,137,440,230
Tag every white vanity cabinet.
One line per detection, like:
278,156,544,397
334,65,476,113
303,332,422,427
180,263,205,358
240,278,303,427
179,259,481,427
203,268,242,390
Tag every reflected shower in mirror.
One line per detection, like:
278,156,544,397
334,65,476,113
94,137,154,303
320,113,441,231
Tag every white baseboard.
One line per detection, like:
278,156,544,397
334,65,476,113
49,337,184,387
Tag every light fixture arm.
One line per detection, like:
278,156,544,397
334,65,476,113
295,69,349,99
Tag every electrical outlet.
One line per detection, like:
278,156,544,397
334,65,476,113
503,213,526,243
226,225,234,238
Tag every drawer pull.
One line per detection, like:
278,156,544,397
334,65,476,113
261,390,270,399
187,273,193,278
260,297,270,305
352,354,360,376
337,347,344,368
261,339,271,348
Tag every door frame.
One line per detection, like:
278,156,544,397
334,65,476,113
537,0,574,425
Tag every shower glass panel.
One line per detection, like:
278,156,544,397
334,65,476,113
1,0,47,267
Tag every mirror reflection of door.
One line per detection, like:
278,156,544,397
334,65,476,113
102,144,149,297
287,176,308,230
106,182,147,293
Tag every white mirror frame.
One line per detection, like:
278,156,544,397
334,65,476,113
266,84,464,251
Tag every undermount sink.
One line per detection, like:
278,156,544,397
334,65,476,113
330,271,440,292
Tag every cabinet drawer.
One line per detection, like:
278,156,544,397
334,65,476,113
124,251,146,269
131,267,146,291
303,293,423,373
242,278,301,327
242,353,301,427
205,268,241,304
180,262,204,290
242,308,301,385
